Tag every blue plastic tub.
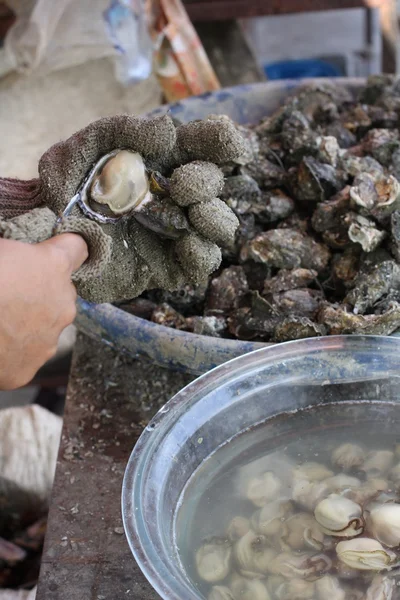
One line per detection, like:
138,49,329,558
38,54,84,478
75,78,365,375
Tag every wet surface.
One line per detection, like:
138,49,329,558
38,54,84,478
36,333,194,600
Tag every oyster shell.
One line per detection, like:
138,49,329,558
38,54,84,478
240,229,331,272
206,266,248,314
332,443,366,471
196,537,232,583
350,173,400,221
79,150,151,223
345,213,387,253
295,156,345,202
186,315,226,337
151,303,186,330
262,269,317,295
336,538,397,571
345,261,400,315
314,494,364,537
362,129,400,167
311,186,351,233
272,316,327,342
271,289,323,319
319,302,400,336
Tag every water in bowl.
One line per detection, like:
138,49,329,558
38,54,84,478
175,401,400,600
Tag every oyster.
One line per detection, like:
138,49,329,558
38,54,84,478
314,494,364,537
315,575,346,600
251,500,294,537
293,462,334,482
226,516,251,542
368,503,400,548
366,575,395,600
274,578,315,600
332,443,365,471
234,530,276,577
363,451,394,478
246,472,282,507
240,229,331,272
209,586,234,600
230,577,271,600
325,475,362,493
279,512,325,551
268,551,332,580
336,538,397,571
196,538,232,583
292,479,330,512
79,150,151,222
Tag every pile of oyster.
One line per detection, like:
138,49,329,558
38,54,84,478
195,442,400,600
119,75,400,341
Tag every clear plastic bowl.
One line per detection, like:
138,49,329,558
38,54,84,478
122,335,400,600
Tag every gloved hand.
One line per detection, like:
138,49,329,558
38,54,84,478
0,114,248,303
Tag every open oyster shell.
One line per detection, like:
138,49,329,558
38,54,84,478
78,150,152,223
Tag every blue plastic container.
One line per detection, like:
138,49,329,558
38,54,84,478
75,78,366,375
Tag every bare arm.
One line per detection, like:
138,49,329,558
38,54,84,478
0,234,88,390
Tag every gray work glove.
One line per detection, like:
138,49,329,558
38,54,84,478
0,114,247,303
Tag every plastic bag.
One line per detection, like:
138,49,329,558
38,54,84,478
2,0,152,82
103,0,153,85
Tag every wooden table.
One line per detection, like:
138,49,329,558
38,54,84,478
36,333,195,600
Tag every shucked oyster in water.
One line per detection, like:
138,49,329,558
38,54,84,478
119,76,400,342
191,437,400,600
